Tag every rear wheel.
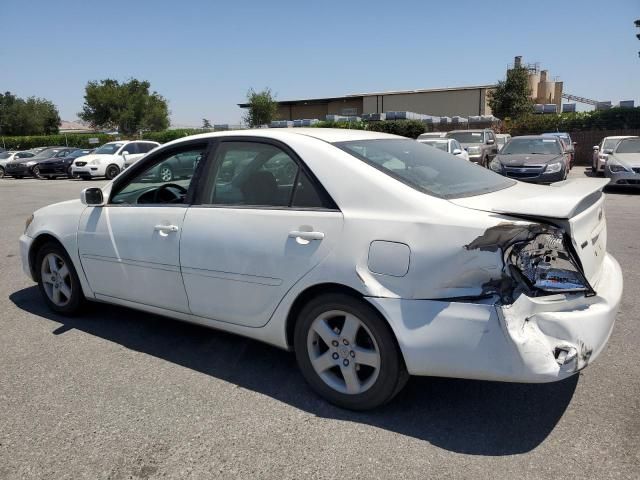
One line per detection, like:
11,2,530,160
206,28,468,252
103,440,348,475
36,242,85,315
294,293,408,410
105,164,120,180
158,165,173,182
32,165,43,179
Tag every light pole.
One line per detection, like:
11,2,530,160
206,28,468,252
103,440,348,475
636,19,640,58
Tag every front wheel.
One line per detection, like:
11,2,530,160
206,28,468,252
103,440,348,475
105,164,120,180
0,166,4,178
158,164,173,182
67,166,74,179
36,242,85,315
32,165,43,179
294,293,408,410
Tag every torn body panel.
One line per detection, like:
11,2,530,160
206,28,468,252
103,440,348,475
367,252,621,382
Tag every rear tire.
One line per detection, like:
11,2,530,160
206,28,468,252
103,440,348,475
158,165,173,182
35,241,85,315
294,293,408,410
0,166,4,178
32,166,43,179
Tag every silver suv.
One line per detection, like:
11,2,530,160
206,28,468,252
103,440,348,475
445,129,499,167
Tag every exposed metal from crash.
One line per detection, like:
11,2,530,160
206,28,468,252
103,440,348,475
465,222,595,304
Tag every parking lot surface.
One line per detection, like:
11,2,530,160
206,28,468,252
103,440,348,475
0,170,639,479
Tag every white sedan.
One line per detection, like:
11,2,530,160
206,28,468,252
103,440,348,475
417,138,470,161
20,129,622,410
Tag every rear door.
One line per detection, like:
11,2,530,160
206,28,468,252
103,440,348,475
180,138,343,327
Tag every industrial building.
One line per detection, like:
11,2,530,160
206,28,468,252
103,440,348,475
238,56,568,121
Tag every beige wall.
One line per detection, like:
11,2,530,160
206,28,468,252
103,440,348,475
276,103,329,121
327,98,363,115
362,89,486,117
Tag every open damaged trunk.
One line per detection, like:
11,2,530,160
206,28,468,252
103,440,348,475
451,178,609,288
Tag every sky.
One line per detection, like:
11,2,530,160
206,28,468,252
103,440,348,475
2,0,639,127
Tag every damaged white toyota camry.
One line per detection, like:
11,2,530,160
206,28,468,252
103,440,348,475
20,129,623,410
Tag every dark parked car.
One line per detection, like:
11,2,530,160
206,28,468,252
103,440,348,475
4,147,79,178
144,151,202,182
445,129,498,167
489,135,569,183
543,132,576,168
38,149,94,179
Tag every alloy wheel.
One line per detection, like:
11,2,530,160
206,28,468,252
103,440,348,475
105,165,119,180
159,166,173,182
40,253,73,307
33,166,42,178
306,310,381,395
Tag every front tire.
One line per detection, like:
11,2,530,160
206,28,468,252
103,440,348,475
294,293,408,410
158,164,173,182
35,242,85,315
67,166,74,179
105,164,120,180
32,165,43,179
0,166,4,178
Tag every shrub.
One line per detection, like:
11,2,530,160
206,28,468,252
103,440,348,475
313,119,425,138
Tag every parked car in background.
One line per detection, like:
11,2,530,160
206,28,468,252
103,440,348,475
4,147,78,178
604,137,640,187
445,129,498,167
592,136,637,175
495,133,511,151
417,138,470,161
20,128,621,410
0,150,36,178
71,141,159,180
417,132,447,140
490,135,568,183
543,132,575,168
38,149,94,179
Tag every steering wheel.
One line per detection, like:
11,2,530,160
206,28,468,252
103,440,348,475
153,183,188,203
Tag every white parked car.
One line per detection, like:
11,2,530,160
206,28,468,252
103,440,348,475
20,129,622,410
417,138,470,161
592,135,637,175
495,133,512,151
417,132,447,140
71,140,159,180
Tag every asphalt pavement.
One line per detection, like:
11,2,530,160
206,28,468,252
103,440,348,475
0,170,638,479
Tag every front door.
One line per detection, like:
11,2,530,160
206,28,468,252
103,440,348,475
180,139,343,327
77,142,209,313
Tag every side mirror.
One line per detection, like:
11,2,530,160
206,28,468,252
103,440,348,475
81,187,105,206
121,151,129,159
603,149,614,155
593,145,599,151
452,148,463,155
487,139,495,145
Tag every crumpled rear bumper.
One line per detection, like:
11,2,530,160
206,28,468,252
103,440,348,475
367,253,622,383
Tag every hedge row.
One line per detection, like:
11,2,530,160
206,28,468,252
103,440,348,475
507,107,640,135
313,120,427,138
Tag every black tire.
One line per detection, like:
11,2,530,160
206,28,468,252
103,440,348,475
67,166,74,179
32,165,43,179
294,293,408,410
482,156,489,168
35,241,85,315
0,166,4,178
105,164,120,180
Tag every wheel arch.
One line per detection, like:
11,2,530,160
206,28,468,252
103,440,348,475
28,233,65,281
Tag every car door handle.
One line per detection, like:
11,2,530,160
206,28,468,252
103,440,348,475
154,224,179,233
288,230,325,241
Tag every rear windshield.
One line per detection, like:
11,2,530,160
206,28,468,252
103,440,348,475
421,141,449,152
615,138,640,154
446,131,484,143
334,139,514,199
501,138,562,155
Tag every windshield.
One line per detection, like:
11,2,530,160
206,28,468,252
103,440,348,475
446,131,484,143
501,138,562,155
334,139,514,199
32,148,63,159
421,141,449,152
95,143,124,155
68,149,92,159
615,138,640,154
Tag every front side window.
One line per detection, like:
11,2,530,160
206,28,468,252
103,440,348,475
137,142,156,154
122,143,139,155
110,144,207,205
201,141,331,208
334,138,514,199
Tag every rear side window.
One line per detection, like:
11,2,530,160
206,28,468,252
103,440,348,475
334,138,514,199
200,141,335,209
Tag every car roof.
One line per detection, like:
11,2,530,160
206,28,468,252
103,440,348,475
509,135,560,140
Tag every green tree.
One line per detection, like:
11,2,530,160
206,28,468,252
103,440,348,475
243,88,279,127
202,118,212,129
78,79,170,134
0,91,60,136
488,66,534,120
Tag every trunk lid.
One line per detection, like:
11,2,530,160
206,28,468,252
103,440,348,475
450,178,609,285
